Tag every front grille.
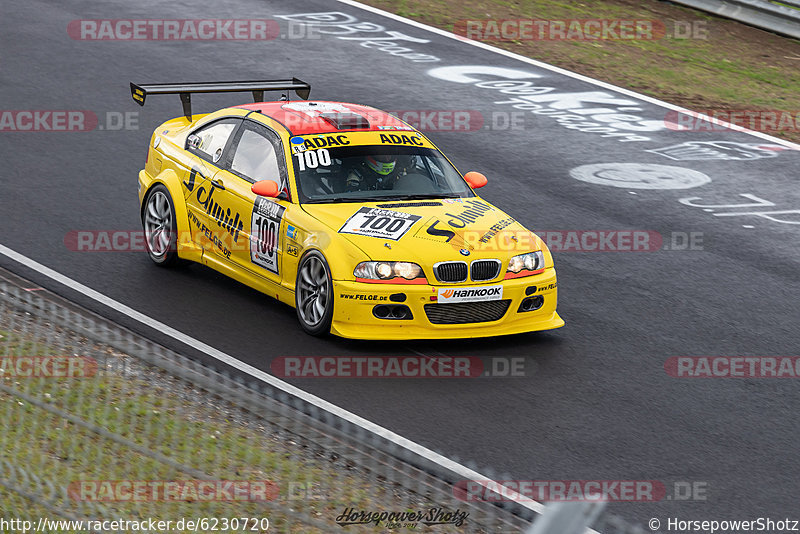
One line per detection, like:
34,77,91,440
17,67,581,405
434,261,468,283
424,300,511,324
470,259,501,281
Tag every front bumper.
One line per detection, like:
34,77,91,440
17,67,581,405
330,268,564,340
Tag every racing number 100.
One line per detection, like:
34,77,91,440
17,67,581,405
360,214,405,233
255,216,277,256
294,149,331,171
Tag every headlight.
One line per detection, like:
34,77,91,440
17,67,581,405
354,261,425,281
507,251,544,274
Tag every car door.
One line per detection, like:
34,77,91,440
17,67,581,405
211,119,292,286
182,118,242,257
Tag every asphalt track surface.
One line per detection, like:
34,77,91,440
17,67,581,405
2,0,800,527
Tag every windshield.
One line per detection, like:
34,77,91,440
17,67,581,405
292,145,475,203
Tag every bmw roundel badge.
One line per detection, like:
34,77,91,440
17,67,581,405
459,248,470,256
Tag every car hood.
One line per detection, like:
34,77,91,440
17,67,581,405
302,197,543,262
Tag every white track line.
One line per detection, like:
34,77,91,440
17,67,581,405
0,243,550,520
338,0,800,151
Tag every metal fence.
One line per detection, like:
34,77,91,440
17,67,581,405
0,278,661,533
0,281,531,533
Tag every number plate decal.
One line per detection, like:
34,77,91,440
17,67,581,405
338,207,421,241
250,197,285,274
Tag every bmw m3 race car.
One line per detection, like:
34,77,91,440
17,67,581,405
132,79,564,339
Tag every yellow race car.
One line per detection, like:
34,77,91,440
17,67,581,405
132,79,563,339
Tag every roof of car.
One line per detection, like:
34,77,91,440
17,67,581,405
234,100,415,136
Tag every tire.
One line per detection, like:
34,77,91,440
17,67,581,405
295,250,334,336
142,184,180,267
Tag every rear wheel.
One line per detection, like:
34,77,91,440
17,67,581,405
295,250,333,336
142,185,179,267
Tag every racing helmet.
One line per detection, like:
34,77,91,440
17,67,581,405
365,154,396,175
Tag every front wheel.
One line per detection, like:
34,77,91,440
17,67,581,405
142,185,180,267
295,250,334,336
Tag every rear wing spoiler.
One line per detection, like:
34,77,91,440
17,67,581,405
130,79,311,120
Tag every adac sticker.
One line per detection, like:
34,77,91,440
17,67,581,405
289,136,306,154
379,133,424,146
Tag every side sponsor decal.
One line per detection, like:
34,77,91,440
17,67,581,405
570,163,711,190
534,283,558,292
286,224,297,239
438,285,503,304
646,141,788,161
445,199,496,228
250,197,285,274
195,181,244,242
339,207,422,240
476,217,516,243
188,210,232,259
182,167,202,192
339,293,388,301
426,219,456,242
286,244,299,257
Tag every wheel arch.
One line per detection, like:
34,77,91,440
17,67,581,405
140,169,200,261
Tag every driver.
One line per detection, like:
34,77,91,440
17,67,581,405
345,154,402,191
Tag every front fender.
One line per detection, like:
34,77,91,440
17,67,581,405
286,208,368,284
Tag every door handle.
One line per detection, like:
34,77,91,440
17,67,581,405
210,178,226,191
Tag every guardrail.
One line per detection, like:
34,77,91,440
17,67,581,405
0,280,528,532
668,0,800,40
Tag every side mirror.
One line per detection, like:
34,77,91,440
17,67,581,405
251,180,280,198
464,171,488,189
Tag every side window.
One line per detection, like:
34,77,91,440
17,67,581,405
187,119,239,164
227,121,287,189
